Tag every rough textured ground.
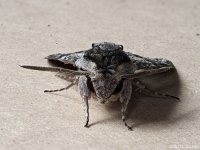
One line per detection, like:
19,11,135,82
0,0,200,149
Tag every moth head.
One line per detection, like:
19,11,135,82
85,43,133,78
92,42,123,51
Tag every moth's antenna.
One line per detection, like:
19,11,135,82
44,81,77,93
19,65,91,76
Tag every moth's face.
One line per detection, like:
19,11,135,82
83,45,134,102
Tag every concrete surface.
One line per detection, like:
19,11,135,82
0,0,200,149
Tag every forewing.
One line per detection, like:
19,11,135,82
126,52,175,70
46,51,84,66
46,51,85,82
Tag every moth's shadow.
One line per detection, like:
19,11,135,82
105,69,182,128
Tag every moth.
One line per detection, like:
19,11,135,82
21,42,179,130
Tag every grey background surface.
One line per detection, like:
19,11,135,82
0,0,200,149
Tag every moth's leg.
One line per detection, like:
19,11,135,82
134,80,180,101
120,79,133,130
78,76,91,127
55,72,76,82
44,81,76,93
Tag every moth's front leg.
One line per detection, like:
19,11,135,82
78,76,91,127
120,79,133,130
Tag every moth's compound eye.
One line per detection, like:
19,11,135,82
90,53,102,62
111,56,119,65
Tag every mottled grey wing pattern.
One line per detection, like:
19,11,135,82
126,52,175,70
45,51,85,82
45,51,84,66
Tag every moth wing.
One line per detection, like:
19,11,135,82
45,51,84,66
46,51,85,82
126,52,175,71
